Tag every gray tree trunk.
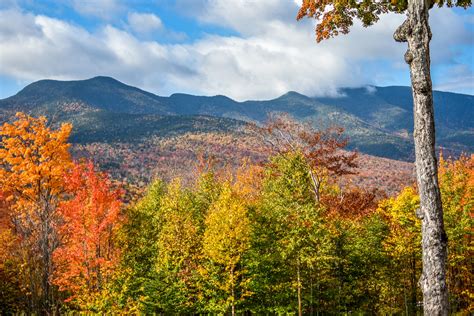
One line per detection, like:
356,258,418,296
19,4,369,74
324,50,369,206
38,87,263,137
394,0,448,315
297,261,302,316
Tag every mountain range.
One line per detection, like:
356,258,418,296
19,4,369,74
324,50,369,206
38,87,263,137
1,76,472,160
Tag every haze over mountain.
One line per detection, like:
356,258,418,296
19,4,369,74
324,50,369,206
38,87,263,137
1,76,472,160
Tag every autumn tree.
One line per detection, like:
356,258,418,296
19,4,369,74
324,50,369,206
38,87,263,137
297,0,471,313
254,152,330,315
378,187,423,314
0,190,23,314
319,184,385,313
53,162,122,309
0,112,72,313
257,114,357,202
376,154,473,314
154,179,206,312
117,179,166,311
438,154,473,313
202,183,252,315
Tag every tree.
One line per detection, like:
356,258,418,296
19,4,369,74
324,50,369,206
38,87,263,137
256,152,329,315
257,114,357,202
320,185,384,314
0,112,72,313
154,179,204,312
53,162,122,309
116,179,166,312
0,190,24,314
202,184,252,315
376,154,473,314
378,187,423,314
297,1,471,313
438,154,473,313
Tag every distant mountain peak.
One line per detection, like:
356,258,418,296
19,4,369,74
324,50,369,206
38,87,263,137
278,91,309,99
86,76,126,85
1,77,471,161
89,75,117,81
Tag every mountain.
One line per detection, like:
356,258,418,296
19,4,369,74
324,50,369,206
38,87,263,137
1,76,473,160
0,76,170,115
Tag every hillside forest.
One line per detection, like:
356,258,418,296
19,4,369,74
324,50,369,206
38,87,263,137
0,112,472,315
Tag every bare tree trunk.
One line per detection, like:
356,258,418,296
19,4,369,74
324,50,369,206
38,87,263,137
231,268,235,316
309,170,320,203
394,0,448,315
297,261,302,316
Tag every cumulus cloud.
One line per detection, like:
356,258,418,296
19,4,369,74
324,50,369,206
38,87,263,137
175,0,298,37
127,12,163,34
0,1,472,100
126,11,187,41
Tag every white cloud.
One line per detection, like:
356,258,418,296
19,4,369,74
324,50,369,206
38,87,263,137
126,11,187,41
127,12,163,34
176,0,299,37
0,2,472,100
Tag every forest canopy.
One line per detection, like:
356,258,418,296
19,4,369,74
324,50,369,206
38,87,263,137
0,113,472,314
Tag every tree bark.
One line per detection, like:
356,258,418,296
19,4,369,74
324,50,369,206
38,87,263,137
394,0,448,315
297,261,302,316
309,169,321,203
231,268,235,316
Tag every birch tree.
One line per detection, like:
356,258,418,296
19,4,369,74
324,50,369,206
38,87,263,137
297,1,471,314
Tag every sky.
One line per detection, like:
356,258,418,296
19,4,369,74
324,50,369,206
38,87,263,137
0,0,472,101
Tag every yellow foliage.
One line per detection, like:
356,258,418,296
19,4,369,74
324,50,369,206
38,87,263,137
439,153,474,312
157,179,200,269
203,184,251,267
378,187,421,259
202,183,252,310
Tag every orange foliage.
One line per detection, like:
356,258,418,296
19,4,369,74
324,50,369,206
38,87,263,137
53,162,122,300
258,114,358,175
0,112,73,312
233,160,264,203
0,112,72,211
255,113,358,201
322,187,379,220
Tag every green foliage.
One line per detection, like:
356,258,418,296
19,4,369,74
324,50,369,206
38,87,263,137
248,152,330,313
116,180,166,311
107,152,472,314
3,114,471,314
297,0,471,42
114,172,225,314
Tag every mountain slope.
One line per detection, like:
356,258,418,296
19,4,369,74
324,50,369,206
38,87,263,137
1,76,472,160
0,76,170,115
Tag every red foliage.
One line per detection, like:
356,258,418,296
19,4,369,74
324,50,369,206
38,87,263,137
322,187,380,220
53,162,122,299
257,113,358,177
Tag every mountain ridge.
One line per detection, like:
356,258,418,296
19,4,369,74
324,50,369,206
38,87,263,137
1,76,472,160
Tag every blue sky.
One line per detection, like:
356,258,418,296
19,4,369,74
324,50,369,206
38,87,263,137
0,0,472,100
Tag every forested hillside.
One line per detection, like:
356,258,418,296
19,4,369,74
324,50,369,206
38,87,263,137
0,77,472,315
1,76,472,159
0,113,472,314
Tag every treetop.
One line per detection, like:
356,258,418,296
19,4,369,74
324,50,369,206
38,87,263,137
297,0,472,42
